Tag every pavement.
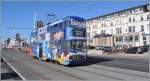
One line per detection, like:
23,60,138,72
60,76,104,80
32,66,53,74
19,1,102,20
1,49,149,80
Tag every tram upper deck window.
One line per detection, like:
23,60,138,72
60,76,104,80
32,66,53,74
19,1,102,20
73,29,86,37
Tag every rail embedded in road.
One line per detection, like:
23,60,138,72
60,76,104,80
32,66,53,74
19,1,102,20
1,57,25,80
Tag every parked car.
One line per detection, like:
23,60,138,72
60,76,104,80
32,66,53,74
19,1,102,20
96,46,113,52
95,46,103,50
126,46,145,54
102,46,113,52
140,45,149,52
114,45,123,50
88,46,95,49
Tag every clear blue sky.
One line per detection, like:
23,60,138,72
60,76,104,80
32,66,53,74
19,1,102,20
2,0,149,41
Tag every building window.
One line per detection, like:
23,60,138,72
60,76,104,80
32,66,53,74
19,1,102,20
93,31,97,36
134,35,139,42
128,35,133,42
141,25,144,31
133,17,135,22
128,26,132,32
129,18,131,22
89,39,93,43
111,22,113,26
102,23,103,27
95,25,97,29
116,28,122,34
128,26,135,32
144,41,147,46
104,23,106,27
89,26,91,30
86,26,88,30
130,10,132,13
140,7,143,11
116,36,123,42
141,16,144,21
110,29,113,34
87,33,90,37
147,24,150,30
101,30,106,34
93,25,97,29
87,26,89,30
124,37,129,42
132,26,135,32
124,36,133,42
143,37,146,40
147,15,149,20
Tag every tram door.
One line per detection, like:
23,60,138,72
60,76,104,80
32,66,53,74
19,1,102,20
39,43,43,58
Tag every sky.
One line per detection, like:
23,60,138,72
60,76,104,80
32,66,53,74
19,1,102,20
1,0,149,41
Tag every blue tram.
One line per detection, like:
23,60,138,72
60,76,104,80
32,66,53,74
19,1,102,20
30,16,87,65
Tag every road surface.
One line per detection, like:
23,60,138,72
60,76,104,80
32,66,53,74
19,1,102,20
86,56,149,72
1,57,21,80
1,49,149,80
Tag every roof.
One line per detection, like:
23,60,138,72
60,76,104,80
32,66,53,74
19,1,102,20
87,4,149,21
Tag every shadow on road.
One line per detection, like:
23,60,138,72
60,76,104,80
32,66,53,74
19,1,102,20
1,72,21,80
68,56,114,67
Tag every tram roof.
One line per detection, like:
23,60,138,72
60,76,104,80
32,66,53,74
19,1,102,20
63,16,85,21
47,16,85,26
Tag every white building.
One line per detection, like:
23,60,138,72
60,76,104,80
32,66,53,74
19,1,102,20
7,38,17,48
86,4,150,47
6,38,30,48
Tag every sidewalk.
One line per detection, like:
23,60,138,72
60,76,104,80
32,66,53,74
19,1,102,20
87,49,149,59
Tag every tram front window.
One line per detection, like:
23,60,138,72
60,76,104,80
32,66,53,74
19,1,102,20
70,40,86,52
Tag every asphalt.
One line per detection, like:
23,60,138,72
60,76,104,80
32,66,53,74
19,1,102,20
1,49,149,80
1,57,21,80
87,56,149,72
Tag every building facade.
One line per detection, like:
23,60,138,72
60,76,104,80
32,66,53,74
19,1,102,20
4,38,30,48
86,4,150,47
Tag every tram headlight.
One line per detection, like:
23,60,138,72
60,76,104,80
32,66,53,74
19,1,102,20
65,55,74,60
65,54,70,60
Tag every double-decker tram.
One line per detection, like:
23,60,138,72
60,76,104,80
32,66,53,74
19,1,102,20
30,16,87,65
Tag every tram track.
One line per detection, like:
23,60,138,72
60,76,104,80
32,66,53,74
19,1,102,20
1,57,23,80
38,60,85,80
2,57,51,80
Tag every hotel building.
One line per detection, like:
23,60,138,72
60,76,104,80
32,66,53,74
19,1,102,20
86,4,150,47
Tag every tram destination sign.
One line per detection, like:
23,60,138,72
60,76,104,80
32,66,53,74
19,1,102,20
73,29,86,36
